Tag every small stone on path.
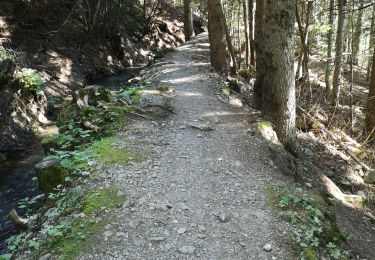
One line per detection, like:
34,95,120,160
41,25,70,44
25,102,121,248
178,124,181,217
263,243,273,252
189,122,213,131
178,245,196,255
177,227,187,234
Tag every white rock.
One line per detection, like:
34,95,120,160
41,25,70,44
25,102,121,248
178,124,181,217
178,245,196,255
263,243,272,252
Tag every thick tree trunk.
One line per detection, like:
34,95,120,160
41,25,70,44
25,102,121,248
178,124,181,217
243,0,249,68
325,0,334,94
366,49,375,137
352,3,363,65
253,0,265,109
248,0,255,66
183,0,194,41
263,0,299,155
331,0,348,107
208,0,228,74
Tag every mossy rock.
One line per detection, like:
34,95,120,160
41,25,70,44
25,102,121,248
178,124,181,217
343,194,365,208
364,170,375,185
83,187,125,214
257,121,278,142
35,158,66,195
41,137,58,155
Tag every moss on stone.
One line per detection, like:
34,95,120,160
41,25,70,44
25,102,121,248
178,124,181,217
83,187,124,214
90,137,141,166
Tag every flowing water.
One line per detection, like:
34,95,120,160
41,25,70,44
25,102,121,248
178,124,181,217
0,68,141,251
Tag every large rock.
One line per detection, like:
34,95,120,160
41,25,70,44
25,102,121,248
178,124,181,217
35,158,66,195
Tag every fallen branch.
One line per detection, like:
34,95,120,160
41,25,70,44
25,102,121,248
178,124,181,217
298,106,372,172
8,209,28,229
83,121,100,132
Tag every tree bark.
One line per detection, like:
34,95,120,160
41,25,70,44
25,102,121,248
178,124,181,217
248,0,255,66
367,5,375,83
366,48,375,138
295,0,313,80
253,0,265,109
331,0,348,107
183,0,194,41
208,0,228,74
263,0,299,155
221,5,237,74
243,0,249,68
352,2,363,65
325,0,334,94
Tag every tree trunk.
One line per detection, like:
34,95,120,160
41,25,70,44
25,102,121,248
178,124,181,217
253,0,265,109
243,0,249,68
263,0,299,155
220,5,237,74
295,0,313,80
352,2,363,65
248,0,255,66
366,48,375,138
367,5,375,83
331,0,348,107
208,0,228,74
183,0,194,41
325,0,334,94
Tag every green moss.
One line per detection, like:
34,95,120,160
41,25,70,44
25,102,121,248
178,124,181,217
264,187,281,210
291,243,317,260
83,187,124,214
90,137,141,166
51,217,108,260
220,86,233,95
257,120,273,128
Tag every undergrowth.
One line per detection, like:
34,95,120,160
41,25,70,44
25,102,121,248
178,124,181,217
0,82,145,259
266,187,348,260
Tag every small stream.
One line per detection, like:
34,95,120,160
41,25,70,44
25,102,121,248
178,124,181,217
0,141,45,250
0,67,141,251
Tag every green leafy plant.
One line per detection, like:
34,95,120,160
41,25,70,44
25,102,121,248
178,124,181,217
277,188,346,259
18,68,45,94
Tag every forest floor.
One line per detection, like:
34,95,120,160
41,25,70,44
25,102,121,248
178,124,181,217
75,33,294,259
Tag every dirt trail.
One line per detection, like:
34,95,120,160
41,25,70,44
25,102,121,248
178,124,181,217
82,33,292,259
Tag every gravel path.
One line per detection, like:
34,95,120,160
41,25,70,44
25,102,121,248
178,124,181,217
82,33,292,260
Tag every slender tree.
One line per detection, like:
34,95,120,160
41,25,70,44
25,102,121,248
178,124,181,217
208,0,228,74
248,0,255,66
325,0,335,94
331,0,348,107
243,0,250,68
183,0,194,41
253,0,265,108
221,5,237,74
352,2,364,65
366,47,375,138
262,0,299,155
